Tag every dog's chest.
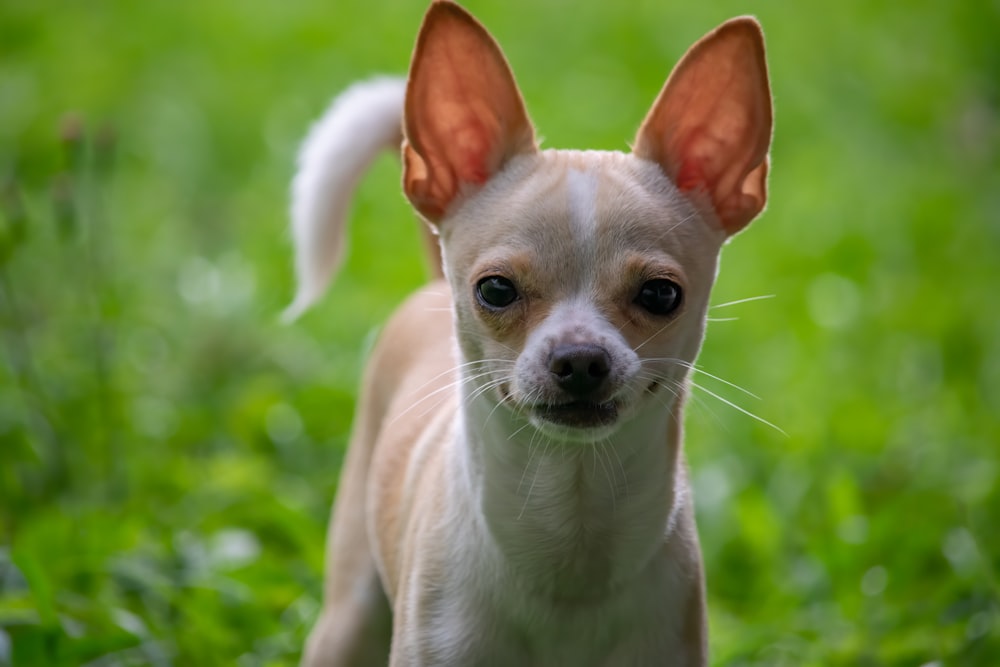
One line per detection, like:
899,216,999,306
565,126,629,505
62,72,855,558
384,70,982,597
422,545,691,666
419,456,692,665
477,424,679,594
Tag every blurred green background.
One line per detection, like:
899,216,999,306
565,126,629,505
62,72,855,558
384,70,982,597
1,0,997,664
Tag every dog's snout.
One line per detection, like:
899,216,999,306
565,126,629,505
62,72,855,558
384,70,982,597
549,344,611,397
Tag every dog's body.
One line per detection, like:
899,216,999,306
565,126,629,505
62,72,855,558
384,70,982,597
291,2,772,665
308,277,705,666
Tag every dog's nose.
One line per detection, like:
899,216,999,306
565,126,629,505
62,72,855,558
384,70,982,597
549,344,611,397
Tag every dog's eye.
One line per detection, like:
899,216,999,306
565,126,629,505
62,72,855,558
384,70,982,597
636,279,682,316
477,276,519,309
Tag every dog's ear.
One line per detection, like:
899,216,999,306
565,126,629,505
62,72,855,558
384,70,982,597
402,0,537,222
634,17,772,236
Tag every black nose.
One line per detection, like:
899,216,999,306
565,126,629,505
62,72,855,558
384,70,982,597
548,344,611,398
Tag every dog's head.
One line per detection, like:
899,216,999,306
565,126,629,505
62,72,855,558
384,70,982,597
403,0,772,442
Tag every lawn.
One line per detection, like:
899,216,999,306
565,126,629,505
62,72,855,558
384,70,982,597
0,0,997,665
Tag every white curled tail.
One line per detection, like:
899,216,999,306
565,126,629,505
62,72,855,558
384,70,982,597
283,77,406,322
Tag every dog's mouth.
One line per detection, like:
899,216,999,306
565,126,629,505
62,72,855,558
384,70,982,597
533,400,619,430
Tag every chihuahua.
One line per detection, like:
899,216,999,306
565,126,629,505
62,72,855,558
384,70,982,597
289,1,772,665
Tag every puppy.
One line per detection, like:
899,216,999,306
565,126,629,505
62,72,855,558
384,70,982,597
290,1,772,665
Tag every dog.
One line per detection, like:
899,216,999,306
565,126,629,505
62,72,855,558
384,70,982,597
288,1,772,664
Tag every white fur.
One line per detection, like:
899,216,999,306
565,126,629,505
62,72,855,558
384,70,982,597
284,77,406,321
566,167,600,247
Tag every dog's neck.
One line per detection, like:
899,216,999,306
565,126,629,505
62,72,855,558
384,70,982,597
455,381,687,603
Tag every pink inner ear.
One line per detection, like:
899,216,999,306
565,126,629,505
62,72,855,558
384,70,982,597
674,158,707,193
425,85,501,187
402,2,537,222
671,130,729,197
453,125,493,186
632,17,772,235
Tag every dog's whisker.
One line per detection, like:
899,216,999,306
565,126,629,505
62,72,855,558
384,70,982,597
677,384,729,432
481,381,517,423
398,358,508,401
639,366,778,435
640,358,762,401
518,433,553,521
506,387,545,430
508,420,535,442
605,439,629,501
516,426,544,495
453,328,521,356
591,440,599,479
632,316,682,352
651,211,699,243
593,441,617,515
467,374,510,404
390,367,504,425
689,381,786,436
710,294,776,310
689,367,761,400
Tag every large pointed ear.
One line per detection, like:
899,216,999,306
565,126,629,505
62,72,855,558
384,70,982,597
402,0,537,222
634,17,772,236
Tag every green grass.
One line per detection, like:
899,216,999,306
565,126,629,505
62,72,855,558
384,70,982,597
1,0,998,664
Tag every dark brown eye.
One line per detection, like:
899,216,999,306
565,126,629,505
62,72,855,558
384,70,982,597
476,276,518,309
636,279,682,316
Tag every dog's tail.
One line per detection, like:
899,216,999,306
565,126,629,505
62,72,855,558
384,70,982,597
283,77,406,322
